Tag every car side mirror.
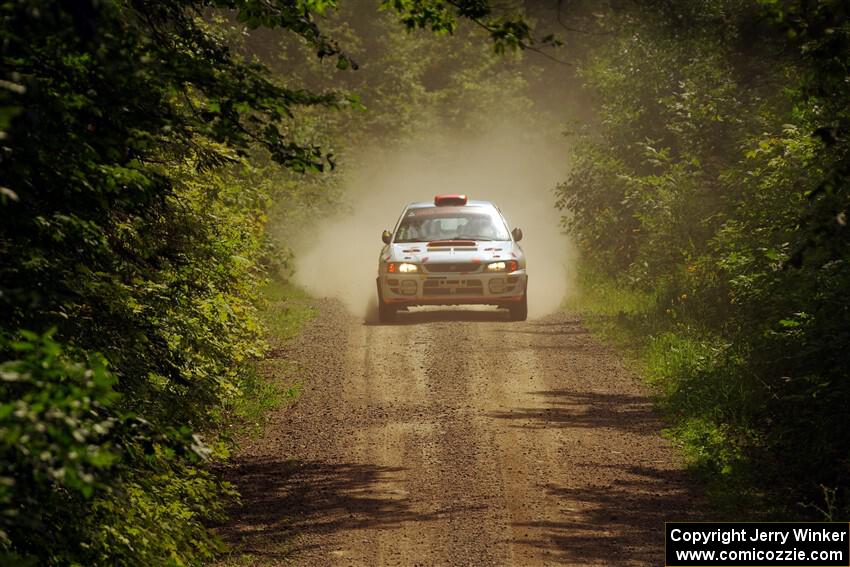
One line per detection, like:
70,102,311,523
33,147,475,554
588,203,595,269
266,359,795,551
381,229,392,244
511,227,523,242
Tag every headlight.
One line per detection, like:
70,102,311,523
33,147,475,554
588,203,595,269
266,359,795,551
486,260,518,272
388,262,419,273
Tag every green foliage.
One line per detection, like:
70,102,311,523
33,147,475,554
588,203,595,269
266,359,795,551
0,331,229,565
0,0,327,562
380,0,554,54
0,332,119,540
560,1,850,517
1,0,549,561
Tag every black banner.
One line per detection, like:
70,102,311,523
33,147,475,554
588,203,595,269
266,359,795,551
666,522,850,566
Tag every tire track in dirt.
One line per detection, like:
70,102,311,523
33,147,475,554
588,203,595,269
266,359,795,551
218,301,703,566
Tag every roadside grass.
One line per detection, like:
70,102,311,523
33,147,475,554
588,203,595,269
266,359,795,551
215,537,300,567
261,278,317,342
220,278,316,439
212,278,316,565
564,267,767,519
563,273,659,348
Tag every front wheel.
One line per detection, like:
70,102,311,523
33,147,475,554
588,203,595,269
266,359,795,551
508,289,528,321
377,282,397,323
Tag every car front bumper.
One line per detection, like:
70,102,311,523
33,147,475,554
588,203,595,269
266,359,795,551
377,271,527,306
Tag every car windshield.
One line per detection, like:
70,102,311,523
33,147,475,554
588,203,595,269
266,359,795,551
394,206,511,243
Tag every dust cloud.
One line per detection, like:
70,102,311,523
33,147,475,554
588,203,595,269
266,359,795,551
292,124,575,320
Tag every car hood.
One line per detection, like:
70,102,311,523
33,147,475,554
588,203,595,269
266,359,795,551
384,240,520,264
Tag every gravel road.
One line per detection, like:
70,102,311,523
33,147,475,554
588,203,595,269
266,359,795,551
218,300,702,566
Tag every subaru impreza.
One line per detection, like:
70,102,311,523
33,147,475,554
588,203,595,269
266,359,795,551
376,194,527,322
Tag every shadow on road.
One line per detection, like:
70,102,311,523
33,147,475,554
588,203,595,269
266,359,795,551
514,465,701,565
217,456,472,562
486,388,662,436
497,325,590,336
365,307,511,326
487,384,704,564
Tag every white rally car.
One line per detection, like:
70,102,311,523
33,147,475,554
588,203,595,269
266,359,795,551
376,194,527,322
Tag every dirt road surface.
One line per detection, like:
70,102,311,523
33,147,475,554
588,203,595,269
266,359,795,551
218,300,702,566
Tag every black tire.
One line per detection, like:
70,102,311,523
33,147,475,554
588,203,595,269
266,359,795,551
377,282,397,323
508,289,528,321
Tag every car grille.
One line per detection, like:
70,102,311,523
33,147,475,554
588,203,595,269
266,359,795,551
423,262,480,273
423,279,484,296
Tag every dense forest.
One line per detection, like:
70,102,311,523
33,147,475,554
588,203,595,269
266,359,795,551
558,1,850,520
1,0,849,564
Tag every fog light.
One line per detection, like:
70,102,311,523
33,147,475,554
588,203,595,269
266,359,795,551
489,278,507,293
401,280,417,295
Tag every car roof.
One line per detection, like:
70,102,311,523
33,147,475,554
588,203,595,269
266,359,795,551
406,199,496,210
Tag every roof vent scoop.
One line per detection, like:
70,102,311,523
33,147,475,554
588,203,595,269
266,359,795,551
434,194,468,206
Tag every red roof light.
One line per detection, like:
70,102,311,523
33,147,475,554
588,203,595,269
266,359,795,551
434,194,468,206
